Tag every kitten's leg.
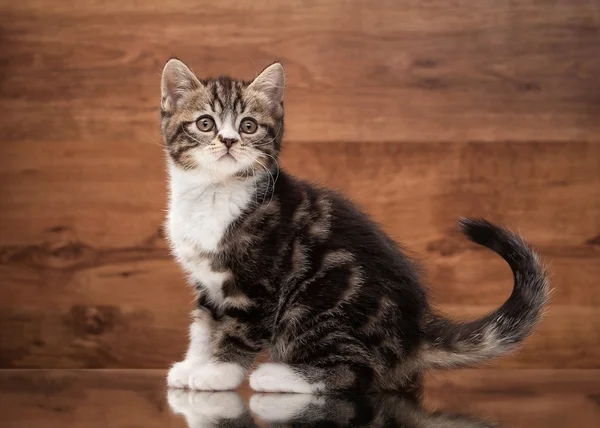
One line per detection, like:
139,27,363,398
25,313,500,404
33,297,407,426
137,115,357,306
249,362,372,393
250,311,376,393
186,307,268,391
168,309,214,388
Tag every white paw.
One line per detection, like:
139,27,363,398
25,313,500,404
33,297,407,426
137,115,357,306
167,390,244,424
167,360,194,389
249,363,322,393
250,393,323,421
188,363,245,391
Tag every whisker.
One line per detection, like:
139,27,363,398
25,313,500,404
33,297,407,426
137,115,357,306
181,127,204,146
236,152,260,206
236,150,272,205
259,152,280,206
244,151,277,206
250,155,273,205
253,124,283,147
142,132,166,148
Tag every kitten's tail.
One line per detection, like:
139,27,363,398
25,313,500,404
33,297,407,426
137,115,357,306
420,218,549,369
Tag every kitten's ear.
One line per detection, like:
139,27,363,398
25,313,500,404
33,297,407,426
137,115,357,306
161,59,202,111
248,62,285,105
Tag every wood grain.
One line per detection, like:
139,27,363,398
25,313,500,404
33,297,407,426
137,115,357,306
1,142,598,368
0,369,598,428
0,0,599,144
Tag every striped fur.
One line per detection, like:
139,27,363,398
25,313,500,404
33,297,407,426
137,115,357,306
161,59,549,393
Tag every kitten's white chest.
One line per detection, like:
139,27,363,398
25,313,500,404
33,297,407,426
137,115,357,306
167,167,256,299
168,195,235,254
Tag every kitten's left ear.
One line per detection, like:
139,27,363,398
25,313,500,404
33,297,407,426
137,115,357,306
248,62,285,105
161,58,202,111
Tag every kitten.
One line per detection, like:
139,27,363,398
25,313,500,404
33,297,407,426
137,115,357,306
160,59,548,393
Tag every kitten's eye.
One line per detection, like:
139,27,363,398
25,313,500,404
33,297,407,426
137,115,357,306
240,118,258,134
196,115,215,132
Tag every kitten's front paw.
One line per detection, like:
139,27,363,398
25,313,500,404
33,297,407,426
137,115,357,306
167,360,194,389
188,363,245,391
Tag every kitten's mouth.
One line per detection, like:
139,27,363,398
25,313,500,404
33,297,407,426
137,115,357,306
218,153,237,162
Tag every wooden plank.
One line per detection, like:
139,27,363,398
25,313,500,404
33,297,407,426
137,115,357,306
1,0,599,143
426,369,600,394
1,304,598,369
1,140,599,253
0,142,598,368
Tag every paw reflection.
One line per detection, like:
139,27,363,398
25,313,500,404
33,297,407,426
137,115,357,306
167,389,248,427
250,393,325,421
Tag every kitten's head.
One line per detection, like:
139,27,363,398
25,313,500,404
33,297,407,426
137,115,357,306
160,59,284,180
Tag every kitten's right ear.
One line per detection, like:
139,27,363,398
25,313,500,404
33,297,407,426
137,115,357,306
161,59,202,111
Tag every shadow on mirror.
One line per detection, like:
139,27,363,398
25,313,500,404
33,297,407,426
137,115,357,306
167,389,497,427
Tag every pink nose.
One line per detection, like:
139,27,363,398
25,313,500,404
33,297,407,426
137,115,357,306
218,135,237,149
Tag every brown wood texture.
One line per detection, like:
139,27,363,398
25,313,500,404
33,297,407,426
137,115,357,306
1,0,599,143
0,369,599,428
1,0,599,369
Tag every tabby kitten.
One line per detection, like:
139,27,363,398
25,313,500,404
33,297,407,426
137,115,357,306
161,59,548,393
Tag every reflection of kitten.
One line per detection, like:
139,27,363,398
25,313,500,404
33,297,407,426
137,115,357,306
162,59,549,393
252,394,498,428
167,390,497,428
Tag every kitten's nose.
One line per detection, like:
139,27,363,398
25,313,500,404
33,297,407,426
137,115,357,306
218,134,238,149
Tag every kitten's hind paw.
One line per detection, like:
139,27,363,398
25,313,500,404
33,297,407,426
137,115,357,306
249,363,323,393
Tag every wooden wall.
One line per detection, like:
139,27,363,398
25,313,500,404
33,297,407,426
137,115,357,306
0,0,598,369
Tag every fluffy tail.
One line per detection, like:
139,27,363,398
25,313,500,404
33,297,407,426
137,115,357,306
421,218,549,369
